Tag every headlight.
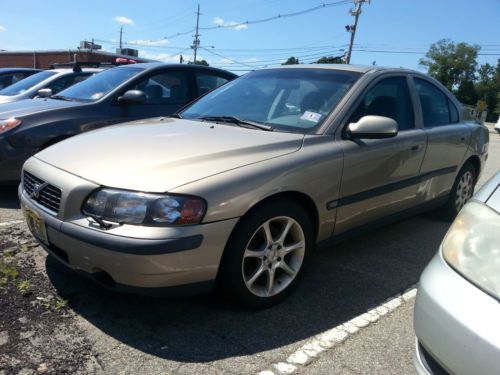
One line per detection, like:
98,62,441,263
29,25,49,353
82,188,206,226
442,201,500,300
0,118,22,134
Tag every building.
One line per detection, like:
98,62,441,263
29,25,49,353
0,48,154,69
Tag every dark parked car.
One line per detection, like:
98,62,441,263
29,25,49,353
0,63,237,182
0,68,41,90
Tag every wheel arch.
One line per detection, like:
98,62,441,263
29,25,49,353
462,155,481,180
238,190,320,242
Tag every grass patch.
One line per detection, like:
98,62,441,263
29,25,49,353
0,260,19,288
0,260,19,280
3,248,16,258
17,280,33,296
54,297,69,311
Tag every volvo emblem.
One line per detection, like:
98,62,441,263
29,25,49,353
30,182,48,200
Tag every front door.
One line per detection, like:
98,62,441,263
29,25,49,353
113,69,195,122
334,75,427,235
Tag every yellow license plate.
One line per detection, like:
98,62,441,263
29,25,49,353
23,206,49,245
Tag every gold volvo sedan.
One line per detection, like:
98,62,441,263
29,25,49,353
20,65,489,308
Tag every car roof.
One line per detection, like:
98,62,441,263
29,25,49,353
0,67,41,73
260,64,424,76
114,62,237,77
49,68,104,74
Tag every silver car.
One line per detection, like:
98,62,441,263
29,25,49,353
413,172,500,375
19,65,489,308
0,68,101,104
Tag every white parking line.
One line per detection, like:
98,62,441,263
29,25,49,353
0,220,24,227
258,287,418,375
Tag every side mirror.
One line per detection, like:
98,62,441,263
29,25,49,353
37,88,52,98
117,90,146,105
347,115,398,139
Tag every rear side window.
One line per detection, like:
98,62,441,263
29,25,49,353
414,78,455,127
349,76,414,131
196,72,230,96
133,71,191,104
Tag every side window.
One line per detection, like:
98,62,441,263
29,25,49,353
449,99,459,123
71,73,92,86
196,72,230,96
414,78,451,127
349,76,414,131
0,75,8,89
11,73,25,84
47,74,91,95
46,77,69,94
133,71,190,105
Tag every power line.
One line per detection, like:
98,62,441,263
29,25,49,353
162,0,351,40
200,47,257,68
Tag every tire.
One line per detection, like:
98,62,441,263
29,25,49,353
441,162,476,221
217,200,314,309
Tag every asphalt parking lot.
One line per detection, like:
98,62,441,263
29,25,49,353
1,125,498,375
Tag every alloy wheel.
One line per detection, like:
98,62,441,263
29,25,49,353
242,216,305,297
455,171,474,211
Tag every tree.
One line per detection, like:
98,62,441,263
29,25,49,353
419,39,480,99
316,55,345,64
188,60,209,66
282,56,300,65
475,59,500,121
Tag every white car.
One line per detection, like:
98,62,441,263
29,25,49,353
413,172,500,374
0,68,102,104
495,116,500,133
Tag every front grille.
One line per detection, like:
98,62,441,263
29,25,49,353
23,171,62,214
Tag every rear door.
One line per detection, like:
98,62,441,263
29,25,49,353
412,77,471,200
334,75,427,235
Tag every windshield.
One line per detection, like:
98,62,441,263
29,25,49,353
56,67,144,102
0,71,56,96
181,68,361,133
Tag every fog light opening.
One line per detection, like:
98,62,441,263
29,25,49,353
91,269,116,288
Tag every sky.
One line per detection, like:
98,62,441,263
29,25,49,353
0,0,499,74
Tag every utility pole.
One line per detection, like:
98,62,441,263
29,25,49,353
192,4,201,64
119,26,123,51
345,0,369,64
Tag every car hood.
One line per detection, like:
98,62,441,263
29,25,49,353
0,95,17,104
0,98,80,117
35,118,304,192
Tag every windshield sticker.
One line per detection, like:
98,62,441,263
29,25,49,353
300,111,322,123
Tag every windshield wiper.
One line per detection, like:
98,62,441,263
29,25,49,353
200,116,273,131
50,95,74,102
166,113,182,119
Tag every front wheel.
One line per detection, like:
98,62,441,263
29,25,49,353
218,200,313,309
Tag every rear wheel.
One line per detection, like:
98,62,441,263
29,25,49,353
441,162,476,221
218,200,313,309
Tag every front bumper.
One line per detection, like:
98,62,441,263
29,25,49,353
413,252,500,375
0,136,37,183
19,159,239,295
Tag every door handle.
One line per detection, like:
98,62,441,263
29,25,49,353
411,145,421,152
